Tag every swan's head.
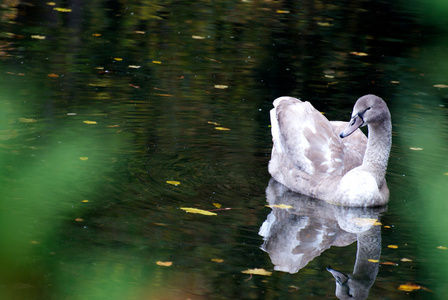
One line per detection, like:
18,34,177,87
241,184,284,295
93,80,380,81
340,95,390,138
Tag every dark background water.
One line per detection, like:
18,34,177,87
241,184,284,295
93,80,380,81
1,0,447,299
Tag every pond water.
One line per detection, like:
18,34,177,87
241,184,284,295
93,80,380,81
1,0,448,299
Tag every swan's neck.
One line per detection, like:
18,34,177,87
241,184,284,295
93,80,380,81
362,119,392,185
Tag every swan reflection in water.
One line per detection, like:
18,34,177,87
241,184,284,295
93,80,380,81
259,179,387,300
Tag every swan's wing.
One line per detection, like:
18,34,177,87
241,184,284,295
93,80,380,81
271,97,346,176
330,121,367,172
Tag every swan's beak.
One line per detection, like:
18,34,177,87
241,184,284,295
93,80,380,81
339,115,364,138
327,266,349,285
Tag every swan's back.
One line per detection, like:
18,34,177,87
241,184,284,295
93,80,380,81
270,97,367,181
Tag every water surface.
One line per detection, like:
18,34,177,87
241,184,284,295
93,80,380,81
0,0,447,299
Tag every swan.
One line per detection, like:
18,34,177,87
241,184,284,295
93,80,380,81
268,94,392,207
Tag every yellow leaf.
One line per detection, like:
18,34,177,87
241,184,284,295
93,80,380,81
409,147,423,151
81,200,89,203
383,225,391,228
156,261,172,267
391,81,400,84
214,85,228,89
276,10,290,14
92,33,102,37
19,118,37,123
215,127,230,131
79,157,88,161
47,2,56,5
436,246,448,250
266,204,293,209
53,7,72,12
211,258,224,263
398,283,422,292
180,207,217,216
192,35,206,39
83,120,97,125
31,35,46,40
317,22,333,27
388,245,399,249
350,52,368,56
401,258,413,262
152,61,162,64
166,180,181,186
213,203,222,208
114,57,123,61
75,218,84,222
433,84,448,88
241,268,272,276
208,121,220,126
47,73,59,78
444,173,448,176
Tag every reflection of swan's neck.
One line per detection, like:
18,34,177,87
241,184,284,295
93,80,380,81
362,119,392,185
353,225,381,281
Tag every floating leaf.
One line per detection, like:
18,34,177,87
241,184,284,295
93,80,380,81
388,245,399,249
213,202,222,208
152,60,162,64
266,204,293,209
192,35,206,39
92,33,101,37
31,35,46,40
433,84,448,88
276,10,290,14
383,225,391,229
317,22,333,26
81,200,89,203
180,207,217,216
241,268,272,276
75,218,84,222
156,261,172,267
436,246,448,250
83,120,97,125
113,57,123,61
401,258,413,262
19,118,36,123
398,283,431,292
215,127,230,131
380,261,398,266
444,173,448,176
391,81,400,84
409,147,423,151
128,65,141,69
166,180,181,186
211,258,224,263
350,51,368,56
47,2,56,5
47,73,59,78
53,7,72,12
79,157,88,161
214,85,228,89
367,259,379,263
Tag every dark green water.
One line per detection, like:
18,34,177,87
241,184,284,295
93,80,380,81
0,1,447,299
